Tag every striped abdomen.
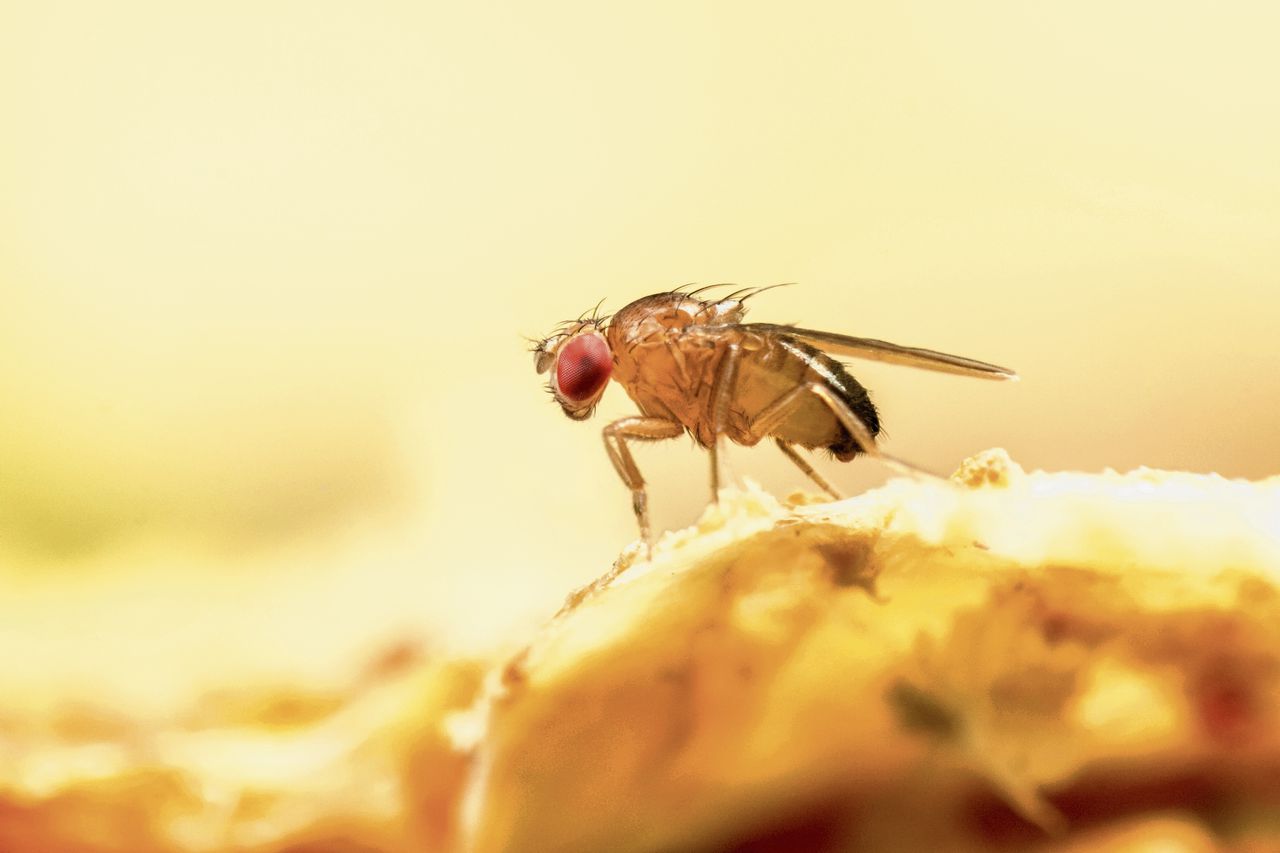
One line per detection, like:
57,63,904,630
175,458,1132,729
729,335,879,461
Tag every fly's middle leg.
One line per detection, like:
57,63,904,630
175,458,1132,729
747,386,844,496
602,417,685,548
707,341,742,502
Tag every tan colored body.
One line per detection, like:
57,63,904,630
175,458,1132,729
606,292,875,458
536,287,1015,545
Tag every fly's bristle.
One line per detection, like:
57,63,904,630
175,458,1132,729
748,282,796,300
588,298,611,326
682,283,738,298
720,282,796,304
577,297,608,324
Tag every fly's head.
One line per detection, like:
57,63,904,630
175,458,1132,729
533,320,614,421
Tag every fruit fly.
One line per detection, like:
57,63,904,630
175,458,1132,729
532,285,1016,544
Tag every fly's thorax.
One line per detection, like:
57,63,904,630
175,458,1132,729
608,328,725,427
606,292,746,349
606,293,705,417
601,290,872,446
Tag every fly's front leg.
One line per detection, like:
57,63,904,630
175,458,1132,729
602,417,685,547
706,341,742,503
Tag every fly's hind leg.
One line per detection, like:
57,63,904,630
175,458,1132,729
806,384,945,481
775,439,842,499
749,384,944,486
602,417,686,548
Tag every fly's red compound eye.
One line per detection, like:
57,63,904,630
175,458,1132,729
556,333,613,402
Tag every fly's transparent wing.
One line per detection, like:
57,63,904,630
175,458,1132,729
740,323,1018,381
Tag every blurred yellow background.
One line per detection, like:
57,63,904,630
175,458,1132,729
2,2,1277,717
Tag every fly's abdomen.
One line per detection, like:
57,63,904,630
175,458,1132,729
735,336,879,461
819,358,879,461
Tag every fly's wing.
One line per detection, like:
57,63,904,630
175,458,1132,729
739,323,1018,381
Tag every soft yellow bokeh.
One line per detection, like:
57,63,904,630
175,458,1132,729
1,2,1278,714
